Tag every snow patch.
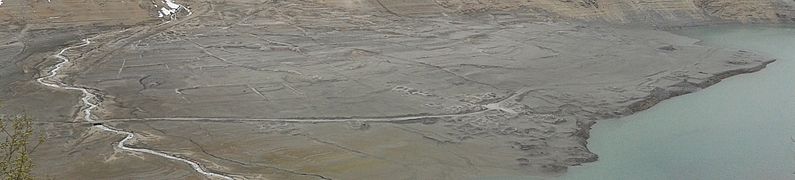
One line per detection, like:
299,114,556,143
155,0,188,20
159,7,174,17
165,0,180,9
0,0,4,7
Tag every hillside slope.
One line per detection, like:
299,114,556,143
319,0,795,25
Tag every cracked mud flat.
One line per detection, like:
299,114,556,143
0,0,783,179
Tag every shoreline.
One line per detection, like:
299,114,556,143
71,19,777,177
1,1,790,178
572,55,776,166
563,26,795,179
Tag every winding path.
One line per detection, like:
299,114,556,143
86,90,530,125
36,33,235,180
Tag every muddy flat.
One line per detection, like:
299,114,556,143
0,0,786,179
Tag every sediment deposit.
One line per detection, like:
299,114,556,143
0,0,787,179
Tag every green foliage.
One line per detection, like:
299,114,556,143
0,106,45,180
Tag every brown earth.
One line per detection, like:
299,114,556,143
0,0,789,179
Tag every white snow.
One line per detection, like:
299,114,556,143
155,0,187,19
160,7,174,17
165,0,180,9
0,0,4,7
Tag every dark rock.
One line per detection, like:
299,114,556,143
658,45,677,51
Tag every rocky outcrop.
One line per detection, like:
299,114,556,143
695,0,795,22
442,0,795,24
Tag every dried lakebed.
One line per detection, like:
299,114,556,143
6,2,781,179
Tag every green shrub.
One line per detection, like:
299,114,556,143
0,106,45,180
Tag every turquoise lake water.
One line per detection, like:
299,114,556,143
561,26,795,180
483,26,795,180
